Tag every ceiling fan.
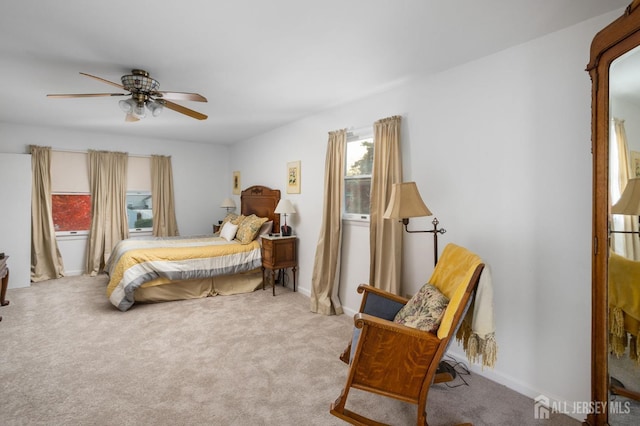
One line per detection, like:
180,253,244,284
47,69,208,121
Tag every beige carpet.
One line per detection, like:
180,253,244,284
0,275,579,425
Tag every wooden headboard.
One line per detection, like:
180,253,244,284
240,185,281,231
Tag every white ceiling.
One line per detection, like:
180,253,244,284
0,0,629,145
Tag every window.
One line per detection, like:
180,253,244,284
51,192,154,234
127,192,153,231
51,151,154,235
344,136,374,220
51,151,91,236
52,193,92,235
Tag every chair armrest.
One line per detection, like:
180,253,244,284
354,312,440,342
357,284,410,321
357,284,410,305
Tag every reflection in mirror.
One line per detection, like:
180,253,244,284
609,44,640,424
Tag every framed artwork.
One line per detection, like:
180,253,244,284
287,161,301,194
233,171,241,195
632,151,640,177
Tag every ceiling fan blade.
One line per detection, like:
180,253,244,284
47,93,126,98
161,100,208,120
156,91,208,102
80,72,125,89
125,113,139,122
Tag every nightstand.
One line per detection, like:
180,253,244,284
213,223,221,234
261,235,297,296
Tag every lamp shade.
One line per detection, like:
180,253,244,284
383,182,432,219
612,178,640,215
220,197,236,209
274,199,296,214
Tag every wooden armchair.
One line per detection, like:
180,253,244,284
330,243,484,426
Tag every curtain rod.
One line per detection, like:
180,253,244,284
50,147,151,158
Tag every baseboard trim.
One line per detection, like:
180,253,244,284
444,351,584,422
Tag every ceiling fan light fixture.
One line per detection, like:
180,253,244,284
119,98,135,113
146,100,163,117
132,103,146,119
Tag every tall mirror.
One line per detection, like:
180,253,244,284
608,44,640,425
589,1,640,425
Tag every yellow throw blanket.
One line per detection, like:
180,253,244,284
456,266,497,369
609,251,640,362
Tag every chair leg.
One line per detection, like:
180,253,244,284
331,407,389,426
331,385,391,425
417,399,428,426
433,372,454,383
330,387,350,421
339,342,352,364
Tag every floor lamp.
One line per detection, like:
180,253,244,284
383,182,446,266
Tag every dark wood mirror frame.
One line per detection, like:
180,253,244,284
587,1,640,424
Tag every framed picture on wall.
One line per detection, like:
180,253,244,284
632,151,640,177
233,171,241,195
287,161,301,194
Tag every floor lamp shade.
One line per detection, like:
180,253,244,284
383,181,445,266
383,182,432,219
612,178,640,215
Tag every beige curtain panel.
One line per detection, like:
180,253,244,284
310,129,346,315
151,155,179,237
613,118,640,259
86,150,129,276
30,145,65,282
369,115,403,294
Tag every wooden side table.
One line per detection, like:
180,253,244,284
261,235,297,296
0,255,9,322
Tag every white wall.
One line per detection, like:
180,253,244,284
0,123,229,276
0,153,31,288
228,9,624,417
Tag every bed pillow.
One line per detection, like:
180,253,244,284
221,213,245,229
259,220,273,236
235,214,269,244
393,283,449,333
219,222,239,241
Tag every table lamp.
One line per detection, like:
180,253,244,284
275,199,296,236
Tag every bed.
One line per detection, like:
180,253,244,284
105,185,281,311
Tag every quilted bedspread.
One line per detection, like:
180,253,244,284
105,235,262,311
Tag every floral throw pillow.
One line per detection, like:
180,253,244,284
393,283,449,333
221,213,245,230
235,214,268,244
